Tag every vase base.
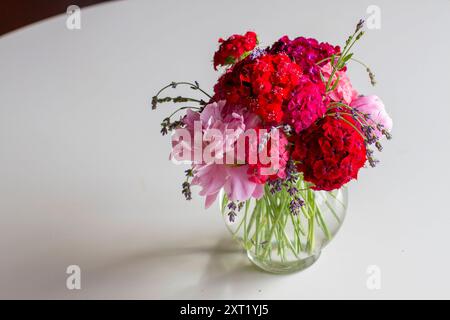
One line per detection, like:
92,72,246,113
246,250,321,274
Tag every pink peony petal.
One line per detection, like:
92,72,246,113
205,191,220,209
193,164,227,196
351,95,393,137
252,184,265,199
224,165,257,201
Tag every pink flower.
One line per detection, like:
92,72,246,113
173,100,259,164
172,100,264,208
351,95,393,137
321,62,358,104
192,164,264,208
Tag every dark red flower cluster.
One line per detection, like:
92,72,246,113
292,117,367,191
213,31,258,70
210,30,371,191
270,36,341,81
214,53,302,124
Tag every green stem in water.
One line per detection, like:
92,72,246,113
222,177,345,263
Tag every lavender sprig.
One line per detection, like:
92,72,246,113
181,168,195,200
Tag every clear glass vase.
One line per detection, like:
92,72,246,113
221,182,347,274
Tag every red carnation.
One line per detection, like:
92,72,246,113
213,31,258,70
284,77,327,133
292,116,367,191
214,53,302,124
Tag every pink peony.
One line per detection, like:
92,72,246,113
171,100,264,208
173,100,259,164
351,95,393,137
321,62,358,104
192,164,264,208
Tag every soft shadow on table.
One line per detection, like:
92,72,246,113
171,238,278,299
84,236,278,299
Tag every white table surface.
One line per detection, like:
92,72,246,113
1,0,450,299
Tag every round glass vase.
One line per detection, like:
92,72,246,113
221,183,347,274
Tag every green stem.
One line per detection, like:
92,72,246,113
316,207,331,240
167,106,200,119
262,195,286,259
225,177,345,263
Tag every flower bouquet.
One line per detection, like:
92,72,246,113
151,20,392,273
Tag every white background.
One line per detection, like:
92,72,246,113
0,0,449,299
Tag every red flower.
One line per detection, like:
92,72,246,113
213,31,258,70
270,36,341,81
214,53,302,124
292,116,367,191
284,77,327,133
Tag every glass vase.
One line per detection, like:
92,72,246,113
221,180,347,274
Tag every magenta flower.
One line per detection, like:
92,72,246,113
284,78,326,133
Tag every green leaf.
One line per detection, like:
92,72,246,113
337,53,354,70
343,53,353,63
224,55,236,65
240,51,251,60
